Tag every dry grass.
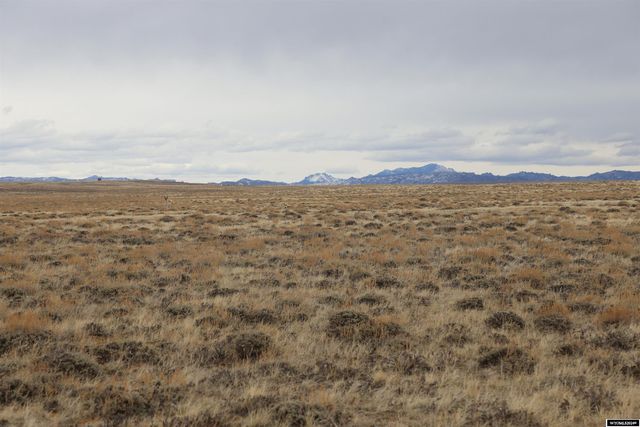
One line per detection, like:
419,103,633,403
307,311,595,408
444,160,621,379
0,180,639,426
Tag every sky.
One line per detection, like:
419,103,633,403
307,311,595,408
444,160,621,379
0,0,639,182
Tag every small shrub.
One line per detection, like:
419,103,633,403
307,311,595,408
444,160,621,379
574,385,618,413
232,395,277,417
455,297,484,311
415,283,440,293
93,386,155,424
374,277,402,289
326,311,402,343
84,322,110,337
478,348,535,375
534,314,572,334
568,302,599,314
438,266,462,280
272,401,349,426
554,343,583,357
94,341,160,365
465,400,543,427
166,305,194,318
485,312,526,330
198,332,272,365
0,331,52,355
440,323,471,347
621,361,640,380
356,294,386,306
593,329,638,351
207,287,240,297
227,307,278,324
381,351,432,375
43,351,101,379
0,379,40,405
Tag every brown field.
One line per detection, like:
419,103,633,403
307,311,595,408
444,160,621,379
0,181,639,426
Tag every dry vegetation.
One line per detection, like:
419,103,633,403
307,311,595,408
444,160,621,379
1,181,639,426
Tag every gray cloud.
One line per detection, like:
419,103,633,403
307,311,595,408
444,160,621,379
0,0,639,180
0,119,57,149
618,142,640,157
3,119,636,169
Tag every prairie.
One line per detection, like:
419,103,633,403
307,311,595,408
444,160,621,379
0,181,639,426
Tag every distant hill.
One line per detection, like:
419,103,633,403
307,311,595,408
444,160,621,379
218,178,287,186
3,164,640,185
0,176,174,183
580,170,640,181
80,175,132,182
0,176,73,183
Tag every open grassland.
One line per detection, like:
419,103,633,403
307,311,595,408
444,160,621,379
0,181,639,426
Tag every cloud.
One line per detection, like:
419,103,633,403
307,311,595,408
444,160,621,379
324,166,360,176
1,1,639,179
0,119,57,149
2,118,637,175
367,122,640,166
603,132,633,143
617,141,640,157
497,119,561,137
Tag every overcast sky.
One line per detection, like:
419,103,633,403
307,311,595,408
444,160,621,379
1,0,638,182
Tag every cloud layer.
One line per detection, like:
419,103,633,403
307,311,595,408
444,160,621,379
1,0,638,181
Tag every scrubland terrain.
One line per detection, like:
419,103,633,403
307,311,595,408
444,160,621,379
0,181,639,426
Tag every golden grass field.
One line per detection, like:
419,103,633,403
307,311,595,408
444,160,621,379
0,181,639,426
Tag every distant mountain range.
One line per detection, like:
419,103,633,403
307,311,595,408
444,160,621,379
3,164,640,185
0,175,176,183
215,163,640,186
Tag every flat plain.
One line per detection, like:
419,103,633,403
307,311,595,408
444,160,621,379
0,181,639,426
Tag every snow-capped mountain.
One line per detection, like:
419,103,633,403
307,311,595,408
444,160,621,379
296,172,344,185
